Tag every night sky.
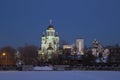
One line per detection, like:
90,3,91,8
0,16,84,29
0,0,120,48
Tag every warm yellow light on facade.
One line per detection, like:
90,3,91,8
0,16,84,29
2,52,6,56
49,28,54,30
41,52,44,55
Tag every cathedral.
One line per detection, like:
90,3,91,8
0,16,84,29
38,21,60,61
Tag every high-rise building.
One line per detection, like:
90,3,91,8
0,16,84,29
76,39,84,54
38,21,60,61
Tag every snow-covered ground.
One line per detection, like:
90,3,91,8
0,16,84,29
33,66,53,71
0,71,120,80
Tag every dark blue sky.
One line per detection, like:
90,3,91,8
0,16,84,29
0,0,120,48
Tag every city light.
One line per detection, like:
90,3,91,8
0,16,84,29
2,52,6,56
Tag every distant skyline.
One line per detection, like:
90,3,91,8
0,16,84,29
0,0,120,48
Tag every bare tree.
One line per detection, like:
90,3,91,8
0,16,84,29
18,45,38,65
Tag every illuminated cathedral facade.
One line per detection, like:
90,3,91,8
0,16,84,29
38,21,60,61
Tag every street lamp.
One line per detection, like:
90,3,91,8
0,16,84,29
2,52,6,56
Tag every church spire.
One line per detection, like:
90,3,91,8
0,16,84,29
47,19,54,30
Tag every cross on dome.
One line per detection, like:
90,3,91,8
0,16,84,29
49,19,52,25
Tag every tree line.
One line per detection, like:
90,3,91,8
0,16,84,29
0,45,39,65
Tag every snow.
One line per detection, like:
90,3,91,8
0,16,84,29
33,66,53,71
0,71,120,80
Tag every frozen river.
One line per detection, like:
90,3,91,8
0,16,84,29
0,71,120,80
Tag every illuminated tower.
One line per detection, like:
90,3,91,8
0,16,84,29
39,20,60,61
76,39,84,55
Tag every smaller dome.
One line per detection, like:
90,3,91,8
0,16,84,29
47,25,54,30
55,32,59,36
42,32,45,37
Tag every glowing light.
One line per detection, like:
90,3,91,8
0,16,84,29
2,53,6,56
49,28,54,30
41,52,44,55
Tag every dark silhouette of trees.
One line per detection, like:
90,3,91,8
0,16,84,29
83,50,96,64
0,46,16,65
18,45,38,65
